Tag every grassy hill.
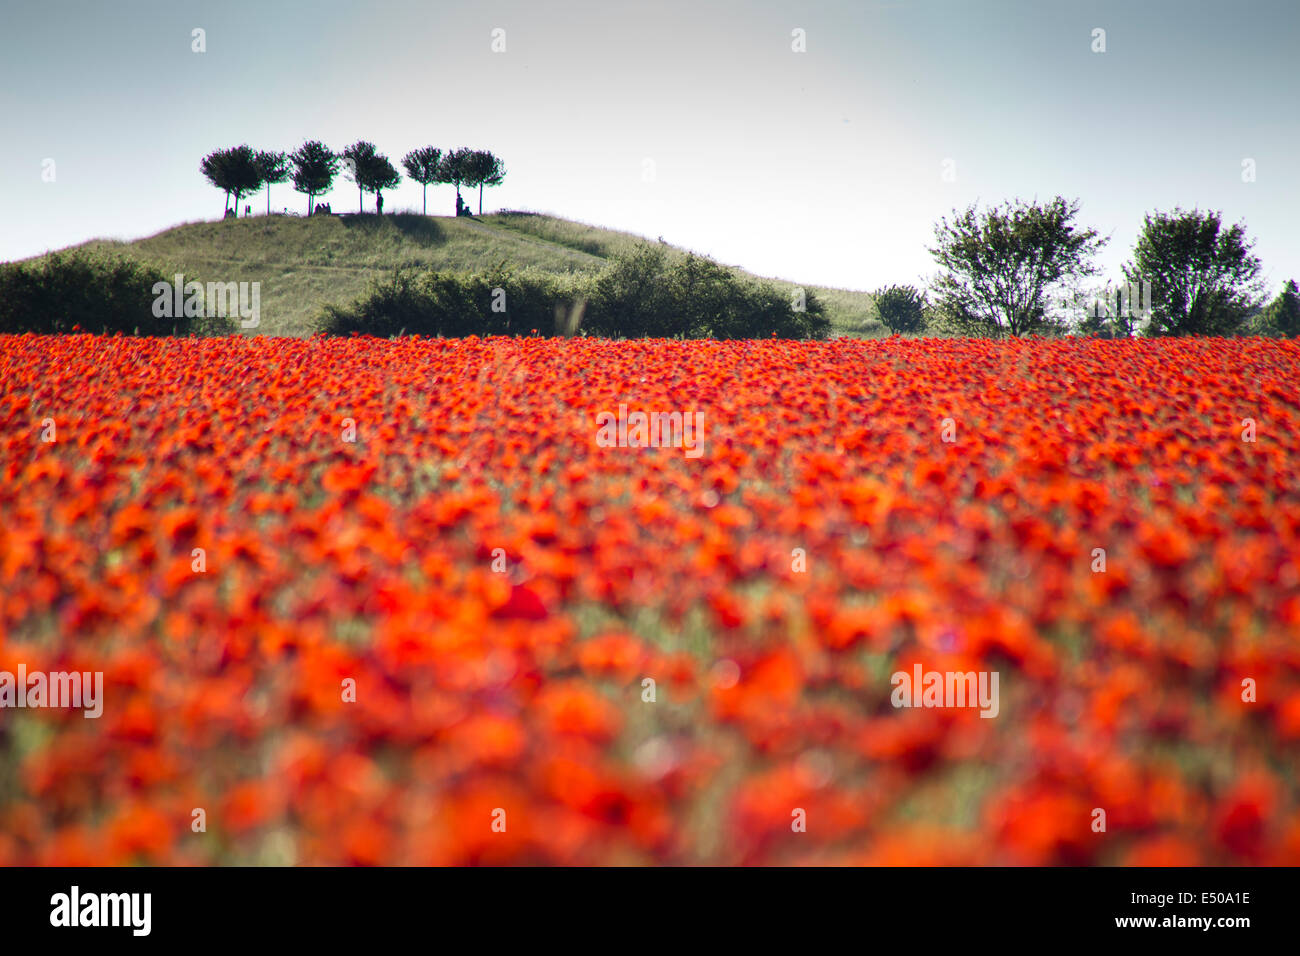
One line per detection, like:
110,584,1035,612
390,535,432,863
35,211,880,338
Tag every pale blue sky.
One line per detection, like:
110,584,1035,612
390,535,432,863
1,0,1297,293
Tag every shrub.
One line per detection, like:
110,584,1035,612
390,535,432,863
582,243,830,339
319,244,830,340
0,251,237,335
319,265,581,337
582,244,677,337
871,284,927,334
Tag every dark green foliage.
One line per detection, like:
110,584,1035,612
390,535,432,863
340,141,402,213
1255,279,1300,337
290,140,339,215
929,197,1106,338
0,251,237,336
1125,208,1265,337
200,145,263,217
340,141,377,213
319,266,580,337
402,146,443,215
253,150,291,215
871,284,927,334
462,150,506,215
368,156,401,211
318,243,830,340
581,243,829,339
582,244,675,337
439,147,474,207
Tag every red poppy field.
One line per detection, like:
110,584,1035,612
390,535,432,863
1,333,1298,865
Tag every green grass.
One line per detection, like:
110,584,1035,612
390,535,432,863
25,210,883,338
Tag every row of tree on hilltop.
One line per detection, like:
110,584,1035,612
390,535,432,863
200,142,505,217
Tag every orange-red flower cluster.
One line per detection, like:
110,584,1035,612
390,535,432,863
1,333,1298,864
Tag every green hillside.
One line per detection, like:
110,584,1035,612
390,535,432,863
38,211,880,338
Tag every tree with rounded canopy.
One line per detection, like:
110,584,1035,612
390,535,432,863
439,148,473,213
253,150,290,215
200,145,262,218
367,155,402,213
462,150,506,215
340,141,379,213
402,146,443,215
871,284,927,335
929,197,1107,338
1124,208,1267,336
200,150,233,215
289,141,339,215
341,141,402,213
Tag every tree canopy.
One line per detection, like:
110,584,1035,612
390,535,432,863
1257,279,1300,337
871,284,927,335
402,146,443,215
929,197,1107,338
200,145,262,217
439,147,474,206
1124,208,1266,336
340,141,380,213
289,140,339,215
462,150,507,215
366,156,402,209
253,150,290,215
339,141,405,212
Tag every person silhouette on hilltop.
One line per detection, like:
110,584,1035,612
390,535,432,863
376,192,384,215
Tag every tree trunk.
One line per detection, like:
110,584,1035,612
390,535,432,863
358,185,363,214
422,184,427,216
478,183,483,215
266,184,271,215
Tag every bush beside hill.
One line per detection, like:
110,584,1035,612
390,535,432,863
0,251,237,336
319,243,831,340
